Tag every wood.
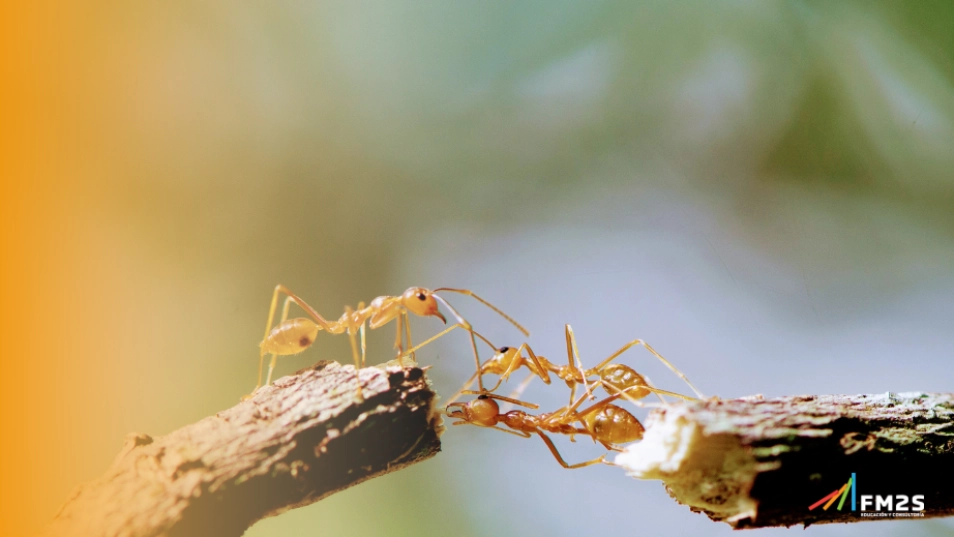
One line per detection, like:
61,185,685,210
40,360,443,537
616,392,954,528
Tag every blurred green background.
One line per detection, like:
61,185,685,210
22,2,954,536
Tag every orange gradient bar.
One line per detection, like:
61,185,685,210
1,4,106,535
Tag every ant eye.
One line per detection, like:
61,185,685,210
417,293,426,301
499,347,509,352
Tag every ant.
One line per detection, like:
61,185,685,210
253,285,528,396
450,324,703,407
445,385,645,469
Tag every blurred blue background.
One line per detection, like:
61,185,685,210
42,2,954,536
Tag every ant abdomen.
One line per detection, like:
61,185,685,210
600,364,651,400
261,318,322,355
585,405,645,445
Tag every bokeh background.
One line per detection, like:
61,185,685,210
4,2,954,536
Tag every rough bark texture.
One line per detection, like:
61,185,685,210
40,360,443,537
616,392,954,529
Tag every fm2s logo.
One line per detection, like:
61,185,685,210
808,473,925,514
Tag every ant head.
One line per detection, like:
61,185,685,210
484,346,520,374
461,395,500,427
401,287,446,323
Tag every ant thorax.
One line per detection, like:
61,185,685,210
501,410,534,429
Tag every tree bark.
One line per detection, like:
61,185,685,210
40,360,443,537
615,392,954,528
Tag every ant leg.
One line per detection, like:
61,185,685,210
537,432,606,469
271,285,335,330
592,339,704,399
256,288,285,391
343,306,361,368
360,322,366,367
548,381,608,423
341,307,365,399
265,354,279,387
437,300,480,391
262,297,299,387
264,299,302,387
482,342,540,398
497,345,555,409
432,290,534,394
257,348,278,391
498,371,540,413
403,311,414,363
568,389,634,441
280,295,294,320
576,391,624,418
600,381,673,406
505,371,538,401
492,426,532,438
450,421,533,438
644,373,683,403
468,329,485,393
642,341,706,397
266,296,299,386
393,312,404,365
256,293,307,390
555,380,606,422
357,301,366,368
460,390,540,410
565,325,594,403
499,343,550,385
639,373,667,404
406,324,500,406
403,323,496,358
483,373,508,394
523,344,552,384
428,295,488,393
445,370,479,407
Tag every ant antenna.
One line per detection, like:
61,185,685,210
434,288,530,337
460,390,540,409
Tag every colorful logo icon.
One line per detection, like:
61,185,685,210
808,473,925,516
808,473,855,511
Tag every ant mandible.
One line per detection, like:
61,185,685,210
445,386,645,469
450,324,703,406
252,284,528,396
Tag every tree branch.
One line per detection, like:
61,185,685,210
616,392,954,528
41,360,443,537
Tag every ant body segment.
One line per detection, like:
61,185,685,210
445,387,644,469
252,285,527,397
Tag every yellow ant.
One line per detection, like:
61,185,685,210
252,285,528,397
445,384,652,469
448,324,704,406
